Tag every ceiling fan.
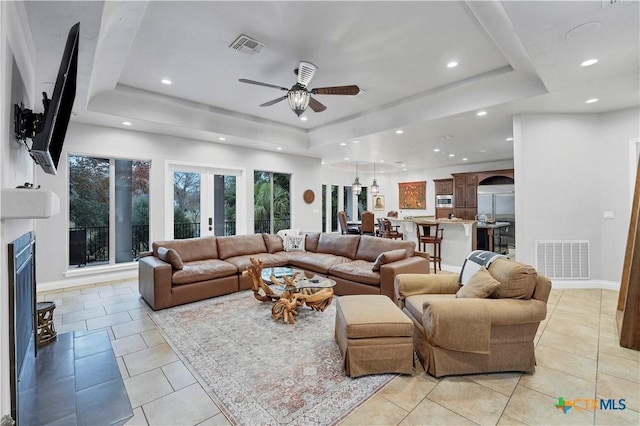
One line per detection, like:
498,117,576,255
239,61,360,117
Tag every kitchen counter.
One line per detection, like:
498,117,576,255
476,221,510,228
389,218,477,269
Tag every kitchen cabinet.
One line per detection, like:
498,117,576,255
434,179,453,195
435,207,453,219
452,173,478,219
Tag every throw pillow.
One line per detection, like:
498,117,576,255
157,246,184,270
456,266,500,298
284,234,306,252
277,228,300,240
372,249,407,271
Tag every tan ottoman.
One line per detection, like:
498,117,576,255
335,295,414,377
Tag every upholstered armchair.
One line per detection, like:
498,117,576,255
394,258,551,377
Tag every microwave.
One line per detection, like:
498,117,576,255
435,195,453,208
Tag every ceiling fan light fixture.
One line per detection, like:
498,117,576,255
287,88,310,116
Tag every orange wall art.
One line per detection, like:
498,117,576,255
398,181,426,209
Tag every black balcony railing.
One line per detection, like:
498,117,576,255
71,221,238,266
253,218,291,234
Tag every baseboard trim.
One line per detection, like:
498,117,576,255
550,280,620,291
38,269,138,293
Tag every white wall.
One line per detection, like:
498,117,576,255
514,109,639,284
34,122,324,285
0,0,37,419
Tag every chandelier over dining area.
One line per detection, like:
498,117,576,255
352,161,362,196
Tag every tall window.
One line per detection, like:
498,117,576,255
69,155,150,267
322,184,327,232
254,171,290,233
331,185,338,232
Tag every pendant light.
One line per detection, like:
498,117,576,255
352,161,362,196
370,161,380,196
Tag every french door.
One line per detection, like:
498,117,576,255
167,164,242,239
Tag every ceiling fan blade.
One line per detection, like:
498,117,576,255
297,61,317,87
239,79,288,91
259,96,287,107
308,97,327,113
311,85,360,96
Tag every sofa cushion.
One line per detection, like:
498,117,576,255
371,249,407,272
405,294,454,321
488,258,538,299
223,253,288,272
456,267,499,298
284,234,306,252
157,247,184,270
337,295,413,339
329,260,381,286
316,234,360,259
303,232,320,252
152,236,218,262
289,253,352,274
172,259,238,285
355,235,415,261
216,234,267,260
262,234,284,254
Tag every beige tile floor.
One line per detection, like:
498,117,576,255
39,281,639,425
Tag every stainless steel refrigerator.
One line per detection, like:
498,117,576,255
477,184,515,250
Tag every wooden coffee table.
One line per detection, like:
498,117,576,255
244,259,336,324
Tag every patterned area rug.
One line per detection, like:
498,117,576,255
150,291,395,425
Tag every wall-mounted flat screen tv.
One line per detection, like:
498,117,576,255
30,22,79,175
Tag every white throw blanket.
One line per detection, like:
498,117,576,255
459,250,506,285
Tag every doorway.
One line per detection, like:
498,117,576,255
167,164,242,239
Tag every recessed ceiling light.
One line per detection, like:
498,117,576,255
506,137,514,142
344,157,349,160
480,149,487,153
476,111,487,117
395,130,404,134
447,61,458,68
462,158,468,161
276,147,283,150
122,121,132,126
380,160,385,163
448,154,455,157
402,168,408,171
580,58,598,67
585,98,599,104
300,116,308,121
321,161,325,165
434,148,440,152
218,137,226,141
161,78,172,85
351,140,360,144
340,142,347,146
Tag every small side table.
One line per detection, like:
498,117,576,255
36,301,57,346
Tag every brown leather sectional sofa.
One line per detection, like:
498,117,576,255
139,232,430,310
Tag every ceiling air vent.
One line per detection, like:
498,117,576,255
229,34,265,55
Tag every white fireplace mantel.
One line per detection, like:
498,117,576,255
1,188,60,219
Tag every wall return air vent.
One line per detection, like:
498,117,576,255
535,240,590,279
229,34,265,55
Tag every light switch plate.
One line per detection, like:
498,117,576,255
603,211,615,219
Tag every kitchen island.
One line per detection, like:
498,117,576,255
389,218,477,269
477,221,510,254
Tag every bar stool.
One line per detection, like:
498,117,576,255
36,301,57,346
416,222,443,273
